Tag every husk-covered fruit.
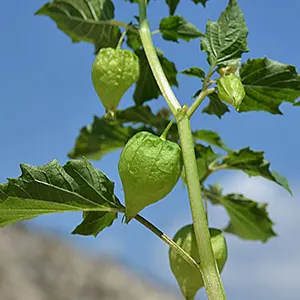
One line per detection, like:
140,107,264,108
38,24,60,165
91,48,140,114
169,225,227,300
217,73,245,111
118,131,183,221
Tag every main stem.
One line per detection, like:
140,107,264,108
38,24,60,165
138,1,226,299
177,114,225,300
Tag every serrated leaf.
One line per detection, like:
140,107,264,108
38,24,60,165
239,58,300,114
181,67,205,79
221,147,292,194
0,159,121,231
221,194,276,242
72,210,117,237
202,92,230,118
159,15,204,42
193,129,230,151
201,0,248,67
165,0,180,15
36,0,121,53
68,116,145,160
133,49,178,105
192,0,208,6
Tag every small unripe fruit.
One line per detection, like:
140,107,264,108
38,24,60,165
118,131,183,221
218,74,245,111
92,48,140,114
169,226,227,300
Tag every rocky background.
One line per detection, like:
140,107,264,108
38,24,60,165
0,225,181,300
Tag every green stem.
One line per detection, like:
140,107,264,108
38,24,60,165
160,118,175,140
138,2,181,116
118,204,201,270
116,28,129,49
177,115,226,300
187,88,215,118
134,214,203,272
138,1,226,299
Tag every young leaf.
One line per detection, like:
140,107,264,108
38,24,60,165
68,117,146,160
222,194,276,242
35,0,121,53
159,16,204,42
134,49,178,105
0,159,121,230
201,0,248,67
165,0,180,15
202,92,230,118
181,67,205,79
221,148,292,194
239,58,300,114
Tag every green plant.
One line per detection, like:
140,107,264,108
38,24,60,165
1,0,299,299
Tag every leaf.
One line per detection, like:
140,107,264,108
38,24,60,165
192,0,208,6
193,130,230,151
181,67,205,79
126,29,142,51
133,49,178,105
36,0,121,53
203,184,223,205
194,144,219,182
294,101,300,106
115,105,164,126
239,58,300,114
68,116,144,160
222,147,292,194
159,16,204,42
0,159,121,231
72,211,117,237
202,92,230,118
221,194,276,242
165,0,180,15
201,0,248,66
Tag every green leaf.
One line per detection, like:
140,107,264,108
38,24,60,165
126,29,142,51
159,16,204,42
221,194,276,242
202,92,230,118
239,58,300,114
193,130,230,151
72,211,117,237
0,159,121,231
165,0,180,15
222,147,292,194
203,184,223,205
181,67,205,79
35,0,121,53
194,144,218,182
201,0,248,66
294,101,300,106
192,0,208,6
134,49,178,105
68,117,144,160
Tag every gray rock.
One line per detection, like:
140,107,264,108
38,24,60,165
0,225,181,300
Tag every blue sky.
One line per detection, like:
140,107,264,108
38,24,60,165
1,0,300,299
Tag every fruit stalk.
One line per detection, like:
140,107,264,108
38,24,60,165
138,1,226,299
